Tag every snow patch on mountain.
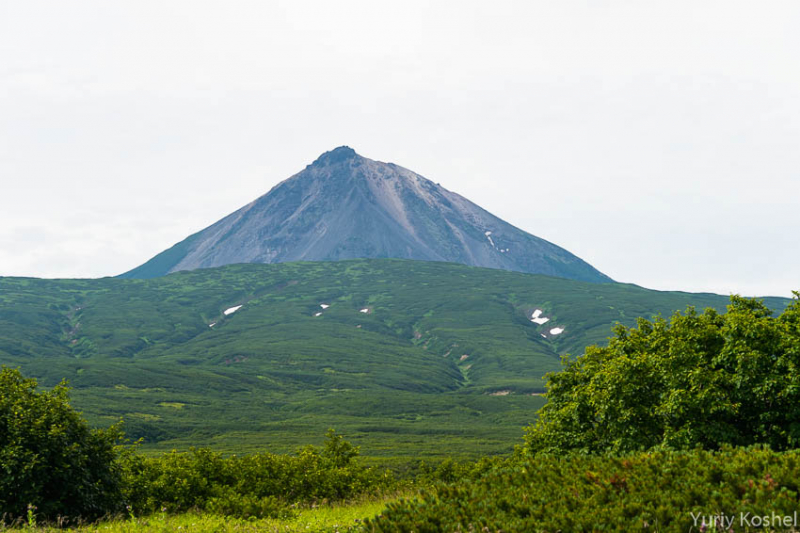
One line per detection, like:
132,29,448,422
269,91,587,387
531,309,550,325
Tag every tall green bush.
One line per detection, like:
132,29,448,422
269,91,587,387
0,367,124,521
525,293,800,455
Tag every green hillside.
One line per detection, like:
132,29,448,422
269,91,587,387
0,259,788,458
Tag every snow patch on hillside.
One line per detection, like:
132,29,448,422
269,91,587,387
531,309,550,325
224,305,242,316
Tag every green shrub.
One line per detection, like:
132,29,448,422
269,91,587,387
120,448,228,515
525,293,800,455
203,490,291,520
0,367,124,521
366,447,800,532
407,456,510,486
120,429,392,518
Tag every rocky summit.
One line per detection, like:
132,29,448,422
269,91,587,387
121,146,611,282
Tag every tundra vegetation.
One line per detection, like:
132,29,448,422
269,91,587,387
2,290,800,531
0,260,788,458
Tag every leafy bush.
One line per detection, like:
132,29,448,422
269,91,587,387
366,447,800,532
0,367,124,521
121,429,392,518
203,491,290,520
525,293,800,455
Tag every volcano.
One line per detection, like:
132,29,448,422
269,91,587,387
121,146,611,282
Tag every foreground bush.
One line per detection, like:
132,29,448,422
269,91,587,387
367,447,800,532
526,293,800,454
0,367,124,521
121,429,392,518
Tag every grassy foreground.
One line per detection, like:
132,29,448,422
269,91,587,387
1,493,405,533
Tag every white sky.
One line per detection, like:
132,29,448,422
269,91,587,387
1,1,798,297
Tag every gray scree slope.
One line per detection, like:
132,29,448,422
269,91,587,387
121,146,611,282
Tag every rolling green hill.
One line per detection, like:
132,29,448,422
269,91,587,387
0,259,789,458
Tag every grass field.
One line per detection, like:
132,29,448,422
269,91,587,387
1,492,406,532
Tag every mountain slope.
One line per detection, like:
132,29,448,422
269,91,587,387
1,259,788,457
121,147,611,282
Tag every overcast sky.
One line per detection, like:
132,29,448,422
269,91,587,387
1,1,798,297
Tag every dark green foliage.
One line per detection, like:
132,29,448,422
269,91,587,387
407,456,509,486
0,367,124,521
2,260,786,457
0,366,392,522
525,293,800,455
120,430,391,519
321,427,361,467
367,447,800,532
